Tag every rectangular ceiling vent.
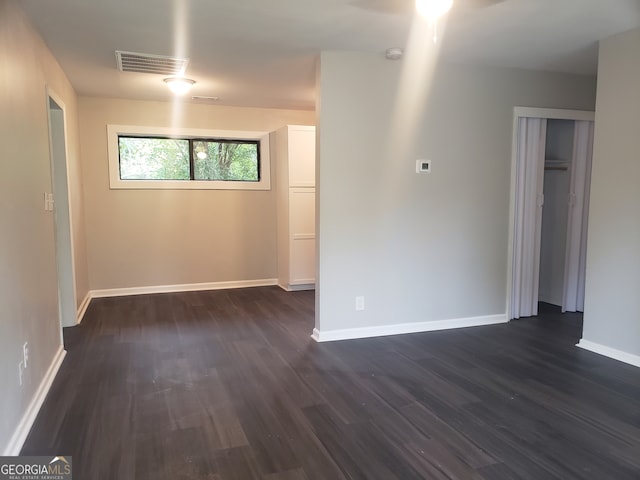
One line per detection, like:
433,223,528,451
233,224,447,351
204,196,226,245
115,50,189,75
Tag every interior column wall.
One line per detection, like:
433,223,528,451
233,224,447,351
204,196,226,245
0,0,86,453
316,51,597,338
582,27,640,361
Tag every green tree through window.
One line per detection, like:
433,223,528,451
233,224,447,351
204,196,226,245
119,137,190,180
118,136,259,182
193,141,259,181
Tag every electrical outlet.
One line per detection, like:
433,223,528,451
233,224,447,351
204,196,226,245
18,361,24,386
23,342,29,369
416,159,431,174
355,296,365,311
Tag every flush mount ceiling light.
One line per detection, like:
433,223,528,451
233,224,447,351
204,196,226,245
163,77,196,95
192,95,220,102
415,0,453,19
385,48,404,60
193,141,209,160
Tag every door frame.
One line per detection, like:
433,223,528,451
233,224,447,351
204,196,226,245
506,107,595,319
46,87,78,330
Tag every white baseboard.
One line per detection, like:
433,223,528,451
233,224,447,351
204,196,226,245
278,283,315,292
577,340,640,368
76,291,92,324
3,346,66,456
91,278,278,298
311,314,508,342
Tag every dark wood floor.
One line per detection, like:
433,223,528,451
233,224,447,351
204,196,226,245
22,288,640,480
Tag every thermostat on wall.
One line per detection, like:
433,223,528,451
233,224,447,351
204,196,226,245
416,159,431,174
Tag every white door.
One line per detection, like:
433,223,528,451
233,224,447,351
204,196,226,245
562,120,594,312
47,94,77,328
510,117,547,319
508,108,595,320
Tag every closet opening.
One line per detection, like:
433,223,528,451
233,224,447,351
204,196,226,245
539,119,573,309
508,108,594,320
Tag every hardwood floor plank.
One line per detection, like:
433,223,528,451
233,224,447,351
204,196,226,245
263,468,310,480
397,402,498,469
20,289,640,480
473,462,524,480
302,403,405,480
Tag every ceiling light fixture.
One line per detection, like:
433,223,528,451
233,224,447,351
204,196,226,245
415,0,453,19
192,95,220,102
163,77,196,95
385,48,404,60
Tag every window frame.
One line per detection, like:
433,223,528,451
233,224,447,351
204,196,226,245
107,124,271,190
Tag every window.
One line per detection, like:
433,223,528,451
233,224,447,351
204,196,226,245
107,125,271,190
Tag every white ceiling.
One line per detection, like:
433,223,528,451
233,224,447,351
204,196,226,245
20,0,640,110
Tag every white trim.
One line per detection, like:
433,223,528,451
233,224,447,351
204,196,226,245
513,107,595,122
292,234,316,240
278,283,315,292
46,87,79,332
76,291,92,324
90,278,278,298
311,314,508,342
577,340,640,368
3,347,66,456
288,125,316,132
290,182,315,187
506,111,520,319
107,124,271,190
506,107,595,319
289,278,315,286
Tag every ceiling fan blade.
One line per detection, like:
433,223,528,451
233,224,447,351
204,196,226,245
350,0,413,15
351,0,507,15
454,0,508,9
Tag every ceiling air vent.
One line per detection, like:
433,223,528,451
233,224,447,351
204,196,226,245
115,50,189,75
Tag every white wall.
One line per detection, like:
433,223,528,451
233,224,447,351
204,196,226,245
78,97,314,292
316,51,597,337
0,0,86,453
582,27,640,362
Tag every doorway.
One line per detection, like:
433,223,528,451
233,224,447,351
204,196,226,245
47,92,77,328
508,108,595,320
539,119,573,308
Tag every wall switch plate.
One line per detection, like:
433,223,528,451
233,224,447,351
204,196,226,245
416,159,431,174
43,192,55,211
355,296,365,311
